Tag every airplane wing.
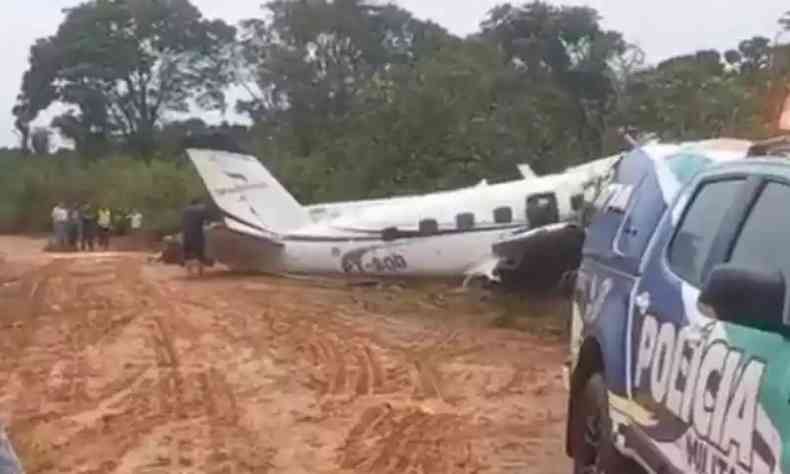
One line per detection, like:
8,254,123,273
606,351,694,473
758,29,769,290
493,223,585,289
492,223,580,262
465,223,585,289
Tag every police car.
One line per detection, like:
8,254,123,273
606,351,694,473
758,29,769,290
0,425,22,474
567,136,790,474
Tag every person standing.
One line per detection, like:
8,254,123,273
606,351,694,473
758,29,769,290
182,199,208,277
97,206,112,251
128,209,143,233
126,209,143,248
67,205,82,251
51,202,68,251
80,204,97,251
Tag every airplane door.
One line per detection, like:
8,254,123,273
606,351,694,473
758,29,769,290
697,180,790,474
526,193,560,227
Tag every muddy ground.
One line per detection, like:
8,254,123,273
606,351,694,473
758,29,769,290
0,236,571,474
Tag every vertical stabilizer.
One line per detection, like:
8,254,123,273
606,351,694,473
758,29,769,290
187,149,311,235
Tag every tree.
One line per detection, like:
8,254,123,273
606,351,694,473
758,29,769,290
30,128,52,155
621,47,766,140
724,36,772,73
13,0,236,156
13,38,60,154
238,0,450,156
480,1,627,157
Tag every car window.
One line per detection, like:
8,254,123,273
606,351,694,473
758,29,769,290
665,153,713,184
729,182,790,274
668,179,744,286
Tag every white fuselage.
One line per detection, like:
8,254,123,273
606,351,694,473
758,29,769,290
189,147,620,279
207,221,514,277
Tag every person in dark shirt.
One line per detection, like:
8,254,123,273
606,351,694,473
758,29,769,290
80,203,97,251
67,205,82,251
182,198,209,276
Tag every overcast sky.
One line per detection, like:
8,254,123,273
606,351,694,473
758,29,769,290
2,0,787,148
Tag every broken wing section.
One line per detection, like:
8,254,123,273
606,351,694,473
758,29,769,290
487,223,585,290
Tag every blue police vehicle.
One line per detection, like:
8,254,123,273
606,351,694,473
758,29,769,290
567,136,790,474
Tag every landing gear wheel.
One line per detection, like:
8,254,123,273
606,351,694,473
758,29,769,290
571,373,636,474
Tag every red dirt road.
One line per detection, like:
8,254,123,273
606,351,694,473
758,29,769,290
0,236,571,473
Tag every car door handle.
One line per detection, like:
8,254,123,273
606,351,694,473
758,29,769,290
635,292,651,315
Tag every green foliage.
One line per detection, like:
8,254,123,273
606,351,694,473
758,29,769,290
234,1,789,204
13,0,236,155
5,1,790,230
0,151,203,234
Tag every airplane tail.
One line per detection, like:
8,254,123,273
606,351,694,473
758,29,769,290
187,149,312,237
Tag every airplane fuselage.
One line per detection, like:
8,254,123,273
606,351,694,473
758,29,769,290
188,147,619,281
206,222,519,278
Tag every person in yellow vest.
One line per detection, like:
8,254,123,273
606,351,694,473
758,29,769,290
97,207,112,251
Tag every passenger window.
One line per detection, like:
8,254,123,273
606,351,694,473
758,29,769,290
456,213,475,230
382,227,399,241
668,179,743,286
729,183,790,274
419,219,439,235
493,207,513,224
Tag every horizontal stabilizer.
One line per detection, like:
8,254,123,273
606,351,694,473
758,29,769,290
223,217,284,245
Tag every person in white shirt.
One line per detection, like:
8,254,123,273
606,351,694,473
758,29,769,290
51,202,68,250
128,210,143,232
97,207,112,250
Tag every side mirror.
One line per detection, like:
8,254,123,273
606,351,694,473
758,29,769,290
699,264,787,331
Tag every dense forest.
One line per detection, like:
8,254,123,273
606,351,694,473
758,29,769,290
3,0,790,233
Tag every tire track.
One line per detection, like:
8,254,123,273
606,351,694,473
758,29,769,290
406,338,485,402
342,406,480,474
304,336,394,397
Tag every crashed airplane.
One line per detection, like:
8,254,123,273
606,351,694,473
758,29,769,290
186,146,616,285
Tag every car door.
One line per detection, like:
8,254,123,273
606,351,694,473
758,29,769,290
573,148,656,394
573,147,707,393
706,179,790,474
628,173,790,474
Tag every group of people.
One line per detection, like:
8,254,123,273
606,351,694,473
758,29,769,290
51,202,143,252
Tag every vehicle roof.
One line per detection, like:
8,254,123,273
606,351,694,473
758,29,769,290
697,155,790,179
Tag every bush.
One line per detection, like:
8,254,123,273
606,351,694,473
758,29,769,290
0,152,204,235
